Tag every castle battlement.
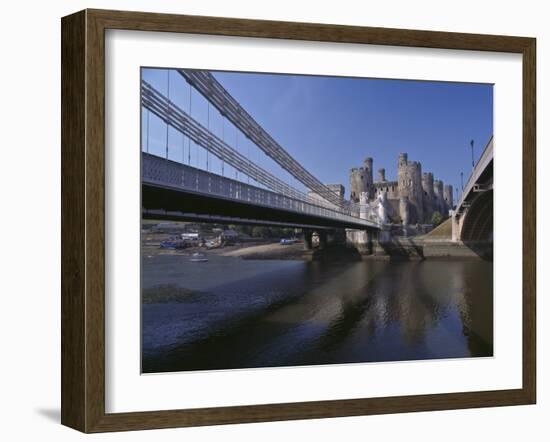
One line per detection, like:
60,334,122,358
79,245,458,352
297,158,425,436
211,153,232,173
349,152,452,224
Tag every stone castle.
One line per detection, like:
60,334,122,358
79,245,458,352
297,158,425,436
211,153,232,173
349,153,453,225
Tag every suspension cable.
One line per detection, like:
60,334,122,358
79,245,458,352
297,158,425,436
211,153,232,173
221,114,225,177
146,109,149,153
178,69,346,209
235,130,239,181
188,82,192,165
165,69,170,159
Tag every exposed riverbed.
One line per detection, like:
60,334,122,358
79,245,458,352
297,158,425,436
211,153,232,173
142,252,493,373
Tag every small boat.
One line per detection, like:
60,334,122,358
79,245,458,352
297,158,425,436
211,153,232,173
280,238,298,245
189,252,208,262
160,237,187,249
205,239,221,249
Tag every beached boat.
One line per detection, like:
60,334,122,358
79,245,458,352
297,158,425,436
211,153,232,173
159,237,188,249
189,252,208,262
280,238,298,245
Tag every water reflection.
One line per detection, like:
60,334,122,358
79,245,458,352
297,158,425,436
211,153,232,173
142,257,493,373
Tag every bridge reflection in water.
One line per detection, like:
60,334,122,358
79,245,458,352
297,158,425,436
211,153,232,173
142,256,493,373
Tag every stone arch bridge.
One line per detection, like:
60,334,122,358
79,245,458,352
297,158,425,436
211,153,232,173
451,138,493,258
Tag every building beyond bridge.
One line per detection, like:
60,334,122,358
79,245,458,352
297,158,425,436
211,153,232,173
349,153,453,225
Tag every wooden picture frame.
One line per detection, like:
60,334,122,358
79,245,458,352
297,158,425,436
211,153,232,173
61,8,536,433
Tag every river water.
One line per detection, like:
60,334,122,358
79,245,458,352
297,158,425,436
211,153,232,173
142,254,493,373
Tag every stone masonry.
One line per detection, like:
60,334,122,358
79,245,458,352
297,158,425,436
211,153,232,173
349,153,453,225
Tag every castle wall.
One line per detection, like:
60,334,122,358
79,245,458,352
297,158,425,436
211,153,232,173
409,161,424,223
364,158,374,200
349,157,374,202
397,154,423,224
433,180,445,215
373,181,399,200
396,153,407,223
327,184,345,202
399,196,410,225
349,167,368,203
308,183,345,210
422,172,435,222
386,199,400,221
349,152,447,226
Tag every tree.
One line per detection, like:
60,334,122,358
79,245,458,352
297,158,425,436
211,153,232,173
431,211,443,226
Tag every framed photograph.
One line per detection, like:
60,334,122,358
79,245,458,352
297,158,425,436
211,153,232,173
61,9,536,433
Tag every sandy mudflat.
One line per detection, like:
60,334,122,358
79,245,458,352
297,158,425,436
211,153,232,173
219,242,305,259
141,232,307,260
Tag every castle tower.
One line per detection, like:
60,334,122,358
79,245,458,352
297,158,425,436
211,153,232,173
399,196,410,226
397,153,408,198
433,180,445,215
444,184,454,213
397,153,423,223
327,184,345,203
422,172,435,222
398,152,408,169
349,167,368,203
408,161,423,223
397,154,408,217
364,157,374,196
377,168,386,182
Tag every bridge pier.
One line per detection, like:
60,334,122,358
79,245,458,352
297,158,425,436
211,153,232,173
365,230,374,255
303,229,313,250
451,211,461,242
345,228,375,254
303,229,331,250
318,231,328,250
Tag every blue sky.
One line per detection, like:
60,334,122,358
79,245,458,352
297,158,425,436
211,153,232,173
141,68,493,200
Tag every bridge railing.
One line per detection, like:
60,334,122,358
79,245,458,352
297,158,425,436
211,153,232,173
456,137,493,211
142,153,378,228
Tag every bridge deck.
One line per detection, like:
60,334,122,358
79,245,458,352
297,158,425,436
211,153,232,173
142,153,379,230
455,137,493,214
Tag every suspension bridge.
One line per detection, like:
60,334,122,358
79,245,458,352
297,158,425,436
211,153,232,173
141,69,381,233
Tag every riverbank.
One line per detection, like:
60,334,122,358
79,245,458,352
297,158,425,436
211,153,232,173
372,237,490,260
219,242,306,260
142,233,308,260
142,233,490,261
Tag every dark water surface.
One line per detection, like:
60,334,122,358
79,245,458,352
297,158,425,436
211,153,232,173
142,254,493,373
